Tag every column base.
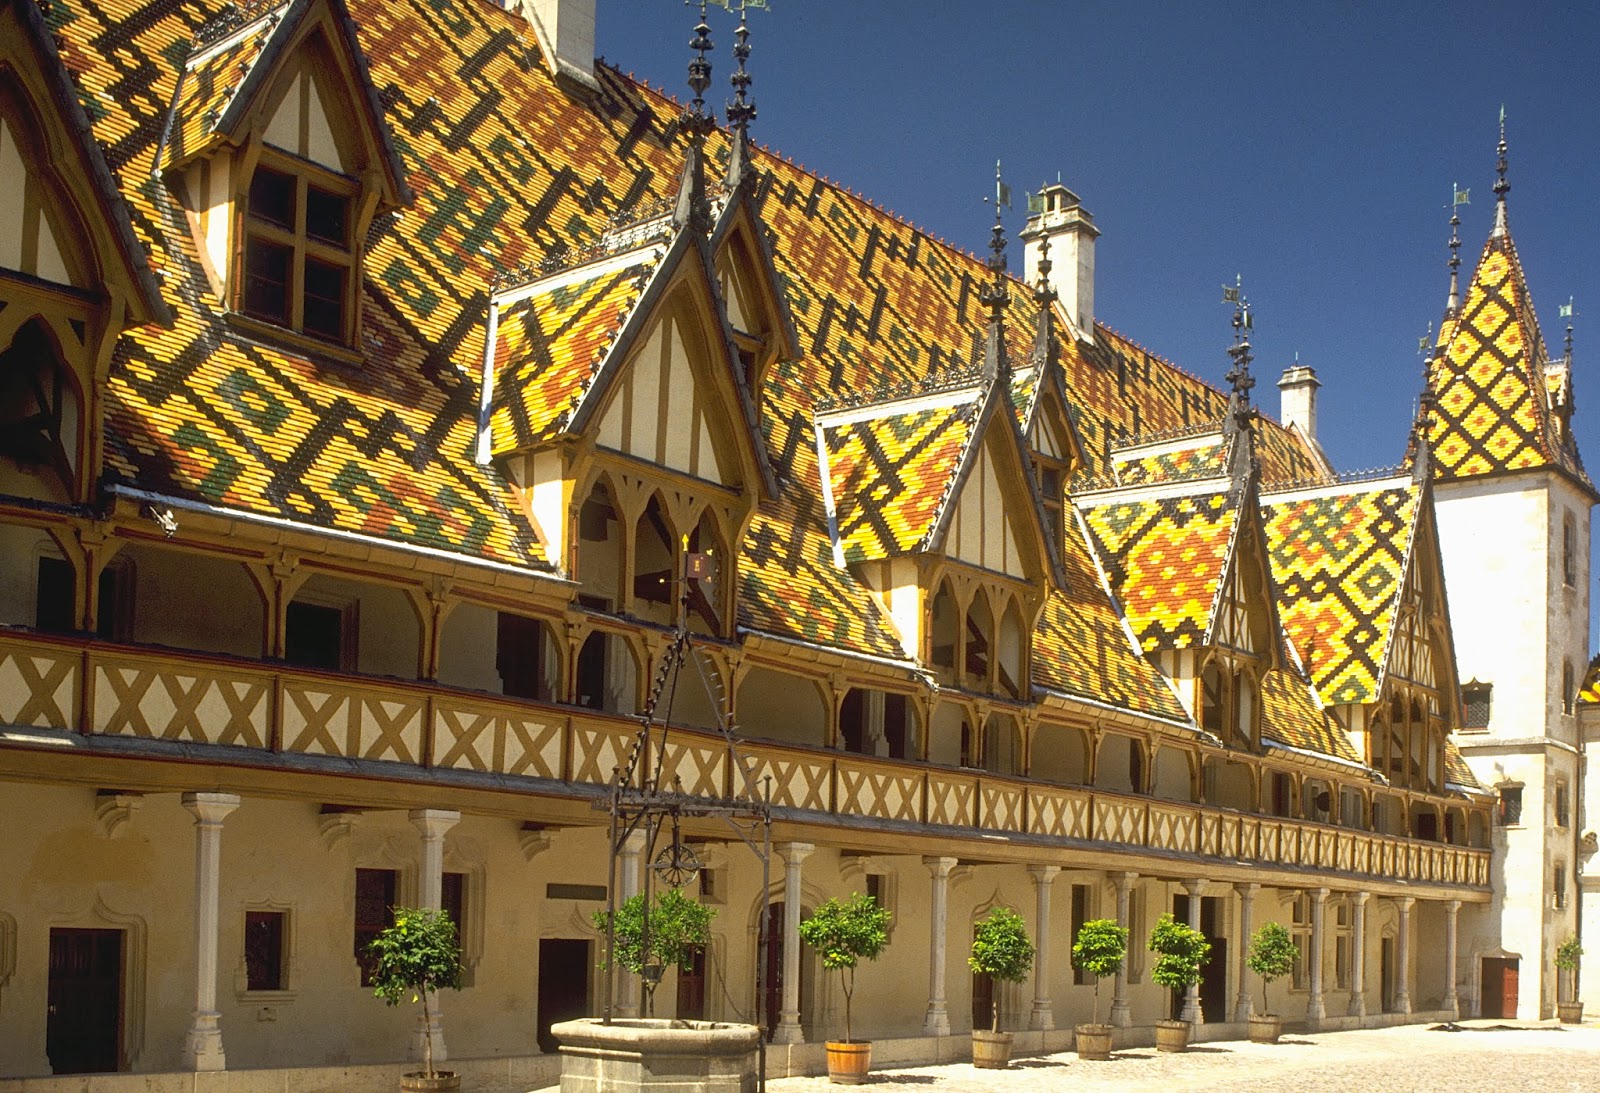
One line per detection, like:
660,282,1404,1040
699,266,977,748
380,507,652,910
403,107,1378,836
1443,994,1459,1020
183,1012,226,1072
773,1019,805,1045
1306,994,1326,1023
1028,1001,1055,1032
410,1011,447,1066
921,1003,950,1037
1395,994,1412,1016
1110,999,1132,1028
1233,997,1253,1023
1348,995,1367,1018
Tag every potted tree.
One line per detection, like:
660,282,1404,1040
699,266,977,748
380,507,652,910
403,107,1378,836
967,906,1035,1068
1147,913,1210,1052
592,887,716,1017
1556,935,1584,1023
1070,918,1127,1061
797,892,891,1085
366,906,464,1093
1245,921,1297,1043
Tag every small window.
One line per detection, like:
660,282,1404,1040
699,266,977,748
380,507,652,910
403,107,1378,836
1555,782,1571,828
1498,785,1523,826
1563,514,1577,588
1555,863,1568,910
1270,771,1292,817
1461,681,1492,729
35,556,74,634
1070,884,1092,985
1563,661,1575,715
354,868,396,986
240,158,356,345
245,910,286,992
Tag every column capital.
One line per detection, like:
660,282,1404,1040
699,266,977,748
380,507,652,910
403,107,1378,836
182,791,241,825
408,808,461,840
779,841,815,866
1183,877,1205,898
1234,880,1261,896
1394,895,1416,912
1310,886,1330,904
1113,870,1139,890
922,854,959,878
1351,890,1371,907
1445,898,1461,914
1027,864,1061,885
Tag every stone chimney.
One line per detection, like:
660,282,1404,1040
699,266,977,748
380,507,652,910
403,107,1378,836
1021,182,1098,342
517,0,599,92
1277,362,1321,441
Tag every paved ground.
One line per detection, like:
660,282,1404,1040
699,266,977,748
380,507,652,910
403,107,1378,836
762,1021,1600,1091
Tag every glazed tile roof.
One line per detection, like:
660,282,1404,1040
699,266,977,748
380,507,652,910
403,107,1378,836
161,6,284,169
1259,666,1360,764
816,386,982,564
488,247,666,454
1076,490,1239,653
1427,219,1588,487
1578,658,1600,708
1111,429,1230,487
1261,482,1418,706
1444,739,1481,791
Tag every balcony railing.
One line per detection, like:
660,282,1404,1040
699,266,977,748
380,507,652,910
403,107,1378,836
0,630,1490,890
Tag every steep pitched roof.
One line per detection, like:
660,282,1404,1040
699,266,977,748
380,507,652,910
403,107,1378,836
1259,666,1361,764
1109,426,1230,488
1261,479,1418,706
1427,219,1589,488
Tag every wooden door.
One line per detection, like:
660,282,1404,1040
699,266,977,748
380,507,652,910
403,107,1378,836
536,939,591,1054
676,944,707,1020
1380,937,1395,1012
1481,958,1518,1019
47,928,122,1074
971,971,995,1032
762,903,783,1041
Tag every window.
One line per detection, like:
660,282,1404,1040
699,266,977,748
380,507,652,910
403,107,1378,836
1290,893,1311,990
1461,680,1492,729
1555,781,1571,828
1270,771,1292,817
354,868,396,986
245,910,286,992
1563,660,1575,715
929,582,958,676
285,599,354,671
0,320,83,498
1498,785,1523,826
241,159,356,344
1555,863,1568,910
1200,657,1256,747
35,556,74,634
1070,884,1092,985
1034,456,1067,556
496,612,552,700
1563,514,1577,588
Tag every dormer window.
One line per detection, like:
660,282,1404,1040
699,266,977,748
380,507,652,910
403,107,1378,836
242,158,356,344
1199,656,1257,748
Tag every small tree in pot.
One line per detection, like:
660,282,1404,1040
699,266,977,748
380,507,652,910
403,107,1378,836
1556,935,1584,1023
967,906,1035,1068
592,887,716,1017
1070,918,1127,1061
1246,921,1297,1044
1147,913,1210,1052
367,906,463,1092
798,893,890,1085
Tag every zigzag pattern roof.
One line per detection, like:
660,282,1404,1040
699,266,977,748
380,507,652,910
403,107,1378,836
162,5,285,169
817,388,982,564
1427,224,1586,484
1261,483,1417,706
1077,490,1239,653
1112,431,1229,487
489,250,664,453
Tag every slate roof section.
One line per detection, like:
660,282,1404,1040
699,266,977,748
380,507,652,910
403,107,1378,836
1077,490,1239,653
1427,222,1589,488
1261,482,1418,706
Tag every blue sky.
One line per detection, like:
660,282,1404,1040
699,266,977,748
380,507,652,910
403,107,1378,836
596,0,1599,478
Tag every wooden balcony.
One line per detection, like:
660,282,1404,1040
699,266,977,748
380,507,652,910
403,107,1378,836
0,630,1490,891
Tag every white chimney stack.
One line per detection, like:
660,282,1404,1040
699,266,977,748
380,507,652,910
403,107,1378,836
518,0,599,92
1021,183,1098,343
1277,361,1321,442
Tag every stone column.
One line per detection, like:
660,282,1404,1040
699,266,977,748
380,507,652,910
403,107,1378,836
182,791,241,1071
1306,887,1328,1024
922,856,958,1036
615,828,647,1019
775,842,814,1044
409,809,461,1063
1028,865,1060,1030
1443,899,1460,1018
1394,896,1414,1015
1111,872,1137,1027
1234,882,1259,1021
1348,892,1369,1018
1180,879,1205,1024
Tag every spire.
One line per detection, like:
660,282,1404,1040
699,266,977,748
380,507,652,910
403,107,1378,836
1222,275,1258,488
1446,182,1468,319
1492,105,1510,238
722,0,758,188
1029,190,1059,374
673,2,716,233
1413,322,1438,483
979,160,1011,381
1563,296,1577,364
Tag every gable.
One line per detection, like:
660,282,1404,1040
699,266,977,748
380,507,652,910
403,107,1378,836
942,425,1038,580
260,49,350,172
0,108,73,286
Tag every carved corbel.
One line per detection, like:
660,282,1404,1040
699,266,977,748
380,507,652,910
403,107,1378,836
94,790,142,838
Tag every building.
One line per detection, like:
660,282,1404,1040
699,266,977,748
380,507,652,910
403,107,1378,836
0,0,1574,1083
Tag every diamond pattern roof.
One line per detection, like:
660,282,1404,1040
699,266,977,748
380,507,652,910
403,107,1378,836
1112,432,1230,487
161,6,284,169
1261,483,1418,706
1259,665,1360,763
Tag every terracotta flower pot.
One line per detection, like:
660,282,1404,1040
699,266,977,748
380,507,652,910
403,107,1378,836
1558,1001,1584,1024
1155,1017,1191,1052
1074,1022,1114,1061
1248,1014,1283,1044
825,1039,872,1085
400,1072,460,1093
971,1028,1013,1069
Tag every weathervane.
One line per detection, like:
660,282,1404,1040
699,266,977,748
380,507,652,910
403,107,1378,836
1446,182,1468,317
1562,297,1578,362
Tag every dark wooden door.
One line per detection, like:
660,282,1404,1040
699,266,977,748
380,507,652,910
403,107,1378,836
676,944,707,1019
536,939,591,1053
971,971,995,1032
762,903,783,1041
1481,958,1518,1019
1381,938,1395,1012
47,928,122,1074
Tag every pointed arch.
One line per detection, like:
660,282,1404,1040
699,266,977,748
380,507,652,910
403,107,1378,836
576,476,624,611
0,317,84,502
632,493,677,626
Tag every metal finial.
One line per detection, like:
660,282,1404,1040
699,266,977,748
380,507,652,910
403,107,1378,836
1562,297,1578,362
979,161,1011,378
1413,321,1440,481
1031,186,1055,304
1446,183,1468,317
1491,106,1510,237
1222,274,1255,426
725,1,755,134
673,2,715,232
684,2,714,134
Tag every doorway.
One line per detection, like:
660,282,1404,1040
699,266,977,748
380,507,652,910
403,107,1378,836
1380,937,1396,1012
1170,894,1227,1021
47,928,123,1074
1481,957,1519,1019
676,944,707,1019
536,939,591,1053
760,902,810,1041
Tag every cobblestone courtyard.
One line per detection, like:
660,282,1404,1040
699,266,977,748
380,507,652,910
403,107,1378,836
761,1022,1600,1091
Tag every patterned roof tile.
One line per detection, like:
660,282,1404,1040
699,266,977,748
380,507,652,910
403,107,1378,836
162,7,284,169
1112,433,1230,486
1259,666,1361,764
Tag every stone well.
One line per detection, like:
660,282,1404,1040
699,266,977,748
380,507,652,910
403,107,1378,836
551,1017,762,1093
